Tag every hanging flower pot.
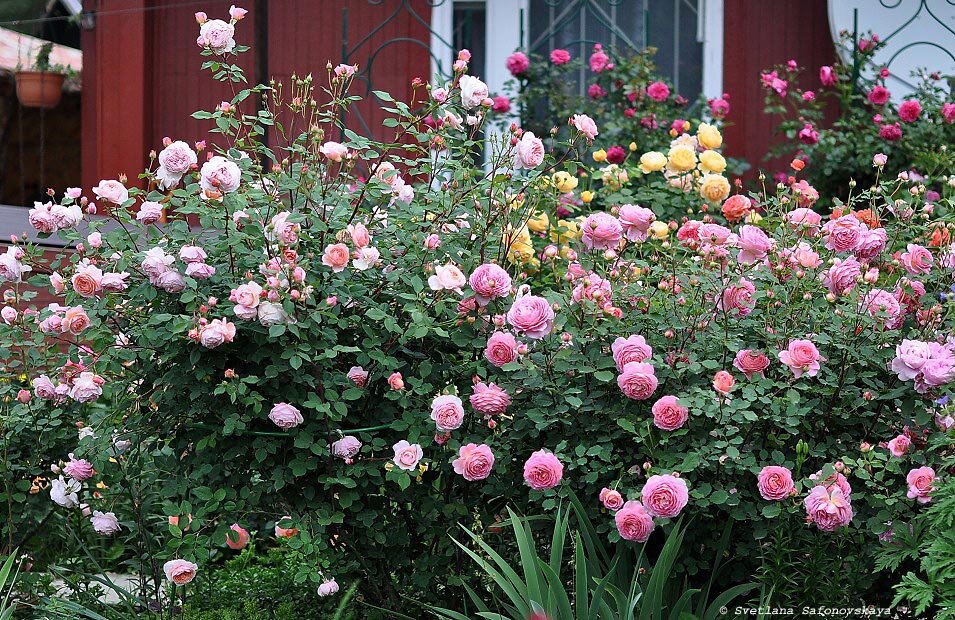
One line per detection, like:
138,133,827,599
15,71,65,109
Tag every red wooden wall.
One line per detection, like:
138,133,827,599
81,0,433,193
721,0,836,178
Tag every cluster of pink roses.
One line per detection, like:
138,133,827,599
28,196,84,234
33,368,104,404
601,474,689,542
38,303,91,336
891,339,955,393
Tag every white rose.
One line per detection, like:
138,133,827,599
200,156,242,193
459,75,488,109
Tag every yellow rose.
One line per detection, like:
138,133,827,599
592,149,607,163
549,219,579,243
552,171,578,193
527,211,550,233
697,122,723,149
649,221,670,240
628,142,637,152
699,150,727,174
508,239,536,263
746,211,763,224
580,190,594,204
504,224,531,246
699,173,731,203
639,151,667,173
667,145,697,172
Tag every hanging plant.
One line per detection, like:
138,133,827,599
15,42,73,109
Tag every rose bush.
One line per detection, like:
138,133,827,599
1,7,954,616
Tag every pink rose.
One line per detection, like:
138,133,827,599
269,212,300,245
614,500,655,542
387,372,404,391
452,443,495,481
62,306,91,335
226,524,250,549
347,366,369,387
334,64,357,78
506,51,530,76
886,434,910,457
618,204,655,241
698,223,733,246
581,212,622,250
274,517,298,538
854,227,887,260
822,256,862,296
199,318,236,348
268,403,303,429
641,474,689,518
320,141,348,162
899,99,921,123
331,436,362,459
392,440,423,471
71,263,103,298
513,132,545,169
862,289,902,327
550,49,571,65
32,375,57,400
64,455,94,481
322,243,350,272
91,511,121,535
757,466,794,501
617,362,658,401
157,141,198,189
589,44,610,72
712,370,735,395
523,450,563,490
733,350,770,379
163,559,198,585
611,335,653,371
197,19,235,54
485,331,519,367
317,578,339,597
571,114,598,140
200,156,241,193
28,203,57,233
348,223,371,248
428,263,467,293
736,225,774,264
599,487,624,511
778,339,824,378
819,65,837,86
891,339,932,381
431,394,465,431
506,293,554,339
906,466,935,503
92,179,129,205
804,486,853,531
900,244,933,275
651,395,688,431
469,382,511,417
646,81,670,102
719,278,756,317
867,85,890,106
459,75,489,109
469,263,511,305
822,216,865,253
784,208,821,235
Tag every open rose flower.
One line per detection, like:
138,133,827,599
200,156,241,193
804,485,853,531
599,487,624,511
733,350,770,379
581,212,622,250
571,114,598,140
91,511,122,535
225,524,250,549
506,293,554,339
268,403,303,429
469,382,510,417
906,466,935,504
452,443,494,481
615,500,655,542
392,440,423,471
757,466,794,500
469,263,511,305
459,75,488,109
430,394,465,431
197,18,235,54
611,335,653,371
513,132,545,169
157,141,197,189
651,395,688,431
332,436,362,460
485,331,519,367
617,204,655,241
523,449,563,490
641,474,688,518
428,263,467,293
886,434,910,457
778,339,824,378
617,362,658,400
163,559,198,585
92,179,129,205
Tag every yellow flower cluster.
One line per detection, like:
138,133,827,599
639,122,731,203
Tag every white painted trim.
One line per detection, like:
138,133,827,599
484,0,528,100
701,0,724,100
429,0,454,84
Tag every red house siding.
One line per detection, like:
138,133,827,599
721,0,836,177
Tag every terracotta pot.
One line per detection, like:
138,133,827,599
15,71,65,109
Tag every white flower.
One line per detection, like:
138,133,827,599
459,75,489,109
257,301,290,326
428,263,466,293
353,247,380,271
50,476,80,508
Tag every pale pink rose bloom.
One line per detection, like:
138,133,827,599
163,559,199,585
571,113,598,140
225,523,250,549
347,366,369,387
141,247,175,279
348,223,371,248
513,132,545,169
452,443,495,481
804,486,853,531
822,256,861,296
0,246,31,281
199,318,236,348
229,5,247,20
91,511,122,535
424,234,442,249
735,225,774,264
617,362,658,401
431,394,465,431
392,440,423,471
157,141,198,189
891,340,932,381
32,375,57,400
523,450,563,490
200,156,241,193
387,372,404,391
900,244,933,275
179,245,207,263
641,474,689,518
352,246,379,271
906,466,935,504
757,466,794,500
599,488,624,511
87,232,102,248
320,141,348,162
69,372,104,403
718,278,756,317
469,263,511,305
712,370,735,395
822,216,865,253
333,63,358,79
62,306,91,335
861,289,901,326
469,382,511,416
230,281,262,311
71,263,103,298
651,395,688,431
733,350,770,379
886,434,911,457
873,153,888,167
64,455,94,480
317,578,340,597
581,212,623,250
615,500,655,541
66,187,82,199
618,204,655,241
186,262,215,279
777,339,824,378
156,270,186,293
50,272,65,294
269,211,300,244
784,207,821,235
268,403,303,429
322,243,350,272
92,179,129,205
506,294,554,339
1,307,16,325
29,203,57,233
332,436,362,459
428,263,467,293
697,223,733,246
459,75,489,109
197,19,236,54
485,331,519,367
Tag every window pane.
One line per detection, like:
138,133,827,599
453,1,487,81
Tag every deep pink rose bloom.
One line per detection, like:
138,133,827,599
581,212,623,250
453,443,495,481
269,403,303,429
485,331,519,366
822,215,865,253
804,485,853,531
589,45,610,72
819,65,837,86
618,204,655,241
599,487,624,511
332,436,362,460
523,450,563,490
718,278,756,317
506,294,555,339
651,395,689,431
492,95,511,113
736,225,774,264
587,83,606,99
641,474,689,518
757,466,794,501
886,434,910,457
900,244,933,275
615,500,655,542
822,256,862,296
898,99,921,123
867,85,890,105
431,394,465,431
469,382,511,416
733,350,770,379
605,145,625,164
617,362,658,401
943,102,955,123
778,339,824,378
469,263,512,305
505,51,530,76
646,81,670,102
550,49,571,65
611,335,653,371
879,122,902,141
798,123,819,145
64,456,94,481
862,289,902,327
906,466,935,503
